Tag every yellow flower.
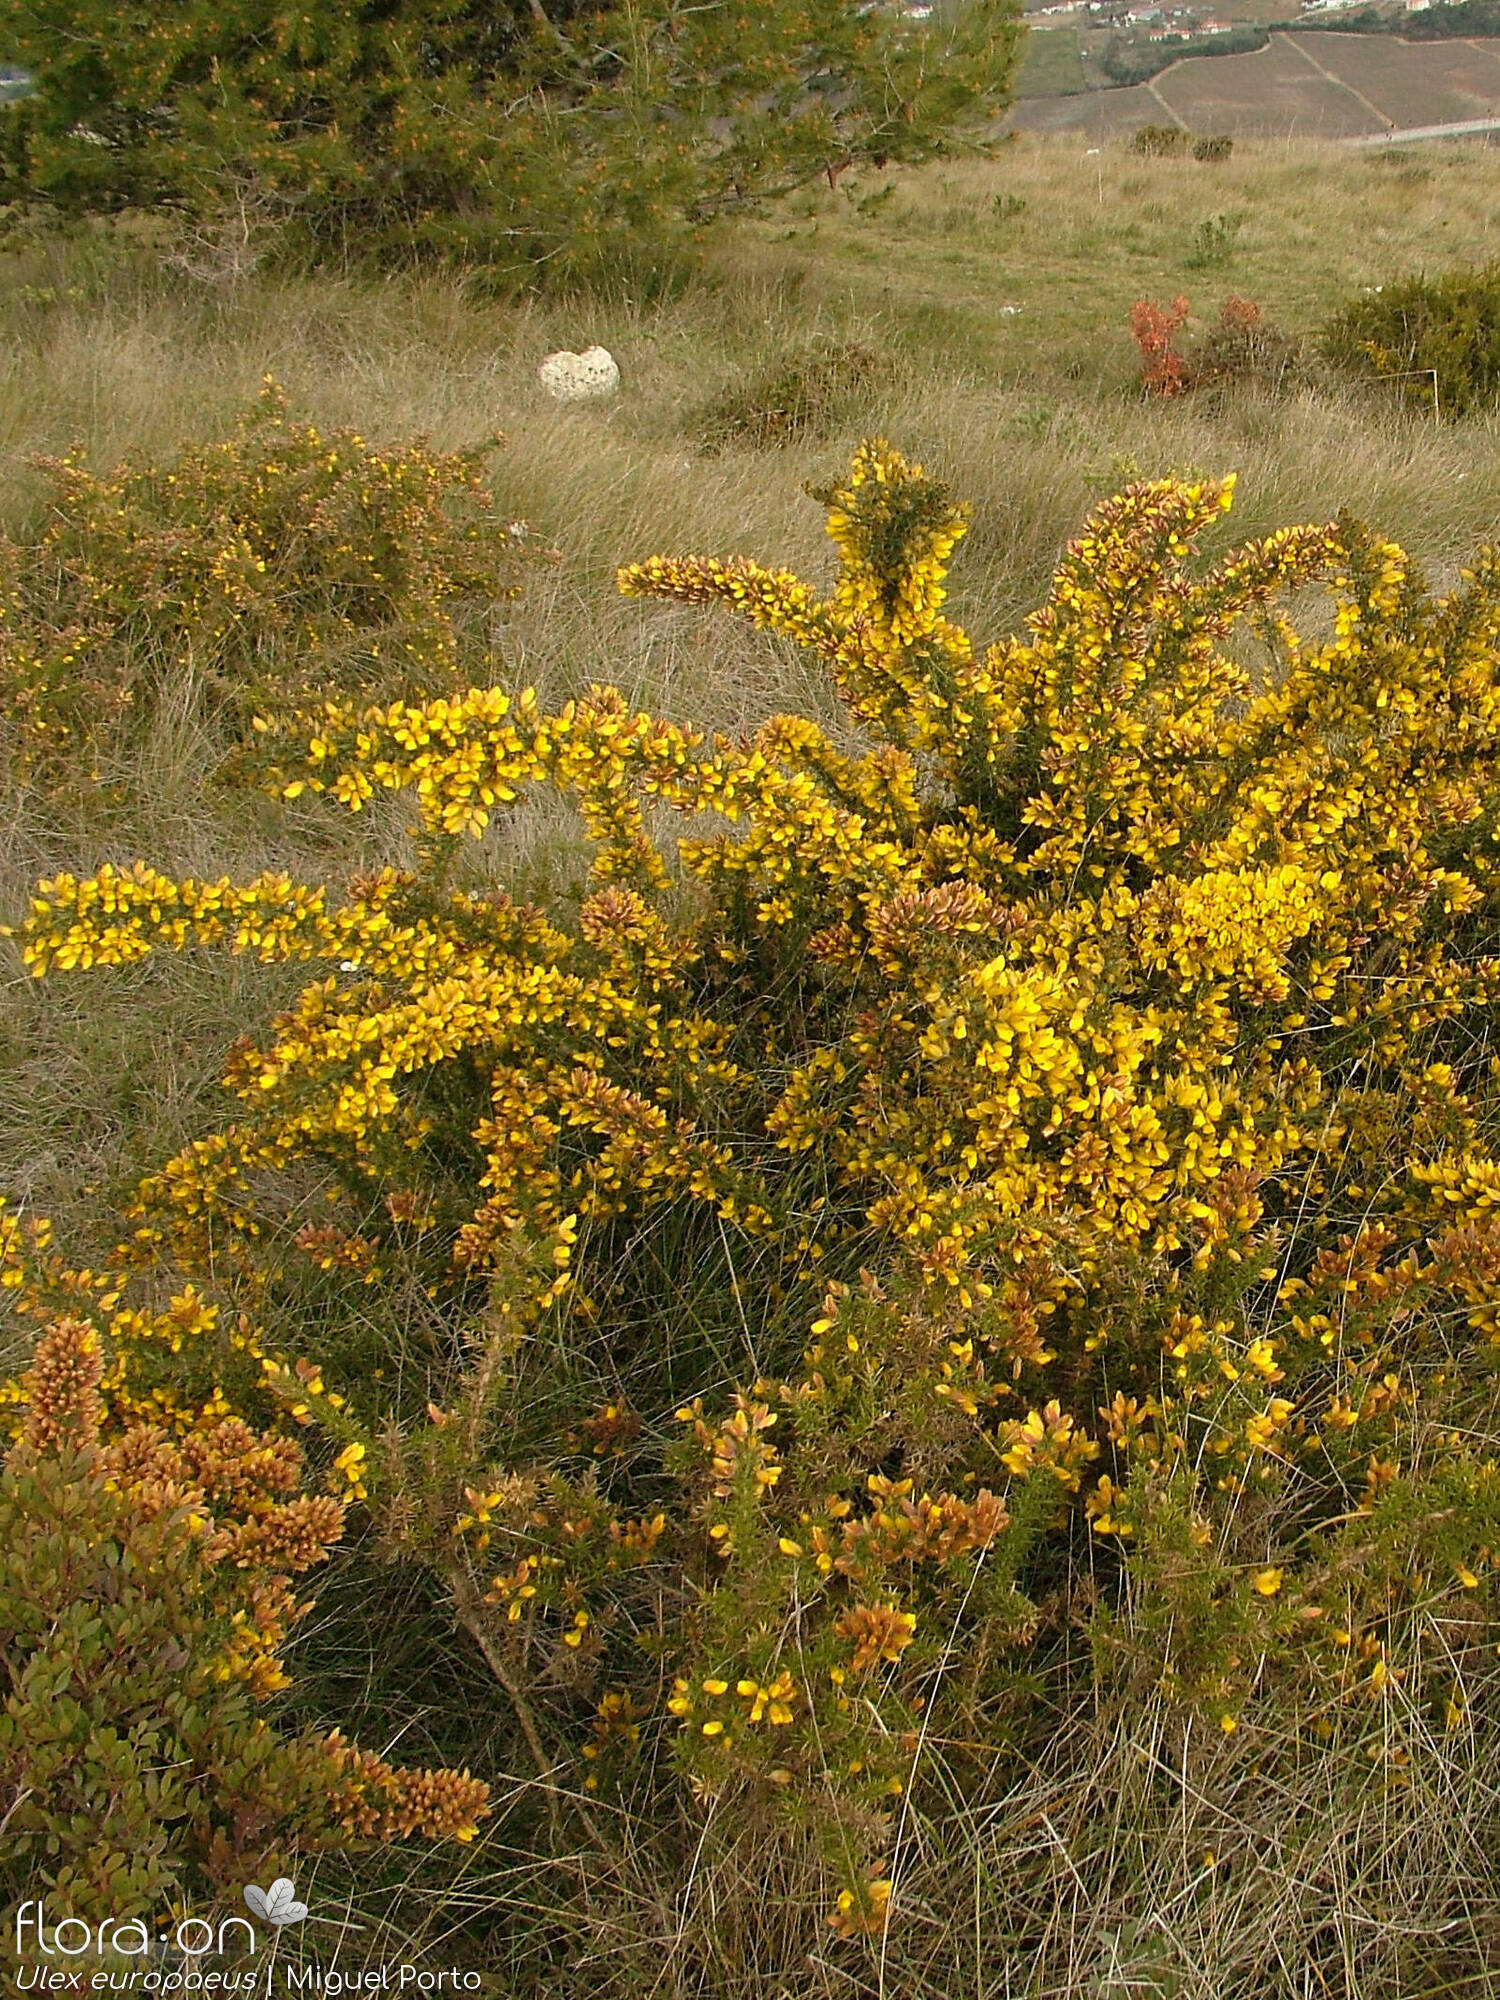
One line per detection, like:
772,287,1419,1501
331,1441,368,1500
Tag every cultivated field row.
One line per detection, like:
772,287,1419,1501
1001,30,1500,136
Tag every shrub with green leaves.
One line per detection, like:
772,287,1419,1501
1185,211,1244,270
691,339,891,453
1318,259,1500,419
1132,123,1192,156
0,380,548,777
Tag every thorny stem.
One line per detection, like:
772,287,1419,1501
445,1560,560,1830
445,1560,608,1855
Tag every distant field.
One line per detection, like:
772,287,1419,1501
1293,31,1500,124
1001,30,1500,134
1000,76,1168,134
1014,23,1089,97
1159,32,1381,134
1004,76,1168,135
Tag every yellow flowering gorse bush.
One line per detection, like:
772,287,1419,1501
12,439,1500,1928
0,377,548,775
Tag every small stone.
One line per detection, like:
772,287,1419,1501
538,346,620,402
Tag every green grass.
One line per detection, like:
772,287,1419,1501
1013,23,1089,97
6,132,1500,1996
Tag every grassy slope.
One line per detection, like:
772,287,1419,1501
5,133,1500,1995
1013,22,1090,96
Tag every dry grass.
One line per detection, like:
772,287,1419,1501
7,133,1500,1995
260,1640,1500,1998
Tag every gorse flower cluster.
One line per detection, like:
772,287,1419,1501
0,378,547,777
0,1316,489,1920
12,440,1500,1931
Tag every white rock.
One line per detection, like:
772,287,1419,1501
538,345,620,402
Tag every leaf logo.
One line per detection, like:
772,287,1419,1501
243,1880,309,1928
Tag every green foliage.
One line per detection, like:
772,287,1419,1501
1400,0,1500,33
1106,26,1265,86
0,379,548,777
1185,210,1244,270
0,1319,488,1920
691,339,890,453
1132,123,1192,156
2,1445,336,1916
1293,0,1500,35
1318,260,1500,419
1133,127,1236,165
0,0,1026,284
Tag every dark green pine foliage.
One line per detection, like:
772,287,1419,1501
0,1,1025,283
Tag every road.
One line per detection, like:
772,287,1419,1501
1345,115,1500,146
